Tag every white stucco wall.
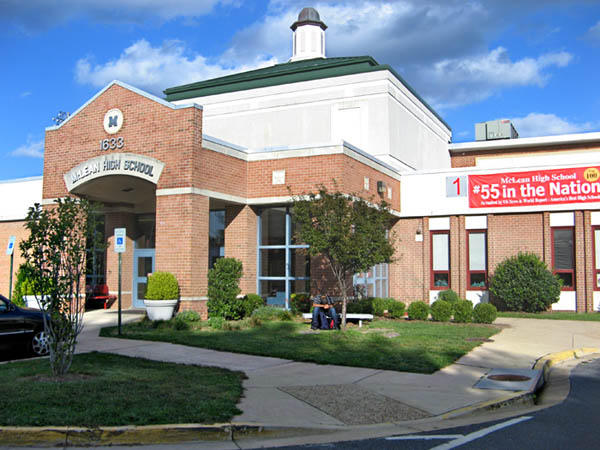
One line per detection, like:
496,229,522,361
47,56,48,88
0,177,42,221
172,70,451,171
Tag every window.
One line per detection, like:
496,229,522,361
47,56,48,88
258,207,310,308
209,210,225,268
431,231,450,289
468,231,487,289
354,263,389,298
552,227,575,290
594,227,600,290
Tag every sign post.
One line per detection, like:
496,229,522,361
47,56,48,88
6,236,16,301
114,228,126,336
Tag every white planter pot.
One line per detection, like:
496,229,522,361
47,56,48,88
24,295,48,310
144,299,178,321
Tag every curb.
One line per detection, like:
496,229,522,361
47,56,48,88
439,347,600,421
0,423,334,447
533,347,600,382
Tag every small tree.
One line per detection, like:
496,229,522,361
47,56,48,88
19,198,103,376
489,252,561,312
293,186,395,329
207,257,244,320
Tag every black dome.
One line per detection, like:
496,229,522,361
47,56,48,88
298,7,320,22
291,7,327,31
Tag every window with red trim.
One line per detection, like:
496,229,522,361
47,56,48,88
552,227,575,290
467,230,487,289
431,231,450,290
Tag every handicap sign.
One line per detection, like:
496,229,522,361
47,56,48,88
114,228,126,253
6,236,16,256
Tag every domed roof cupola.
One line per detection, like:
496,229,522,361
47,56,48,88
290,7,327,62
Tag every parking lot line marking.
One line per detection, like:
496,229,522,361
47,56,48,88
429,416,533,450
386,435,464,441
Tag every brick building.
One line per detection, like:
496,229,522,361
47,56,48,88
2,8,600,314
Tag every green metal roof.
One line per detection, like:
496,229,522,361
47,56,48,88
164,56,450,131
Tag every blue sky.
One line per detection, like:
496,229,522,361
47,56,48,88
1,0,599,181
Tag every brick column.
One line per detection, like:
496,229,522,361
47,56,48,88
224,205,258,295
575,210,587,312
584,211,595,312
156,193,209,317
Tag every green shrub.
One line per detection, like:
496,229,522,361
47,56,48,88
290,293,311,314
145,272,179,300
207,316,226,329
251,306,293,321
347,297,374,314
473,303,497,323
11,263,36,307
173,317,190,331
437,289,460,304
176,310,201,322
430,300,452,322
387,300,405,319
373,298,405,318
489,253,561,312
407,301,429,321
248,316,262,328
242,294,264,317
453,300,473,323
207,258,244,320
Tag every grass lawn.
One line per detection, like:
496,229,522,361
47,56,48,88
0,352,244,427
101,318,499,374
498,311,600,321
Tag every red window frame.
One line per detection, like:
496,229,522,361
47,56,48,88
467,230,487,289
552,226,575,291
430,230,450,290
593,226,600,291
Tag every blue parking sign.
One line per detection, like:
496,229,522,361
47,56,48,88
114,228,126,253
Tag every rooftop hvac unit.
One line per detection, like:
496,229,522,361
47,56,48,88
475,119,519,141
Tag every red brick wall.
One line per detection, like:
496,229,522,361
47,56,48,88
0,221,30,297
224,205,258,295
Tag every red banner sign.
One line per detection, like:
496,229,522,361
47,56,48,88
468,166,600,208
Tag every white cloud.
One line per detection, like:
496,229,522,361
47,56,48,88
75,39,278,96
585,20,600,44
510,113,597,137
0,0,226,31
11,136,44,158
20,91,32,98
416,47,573,109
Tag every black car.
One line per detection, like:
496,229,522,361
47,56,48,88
0,294,49,357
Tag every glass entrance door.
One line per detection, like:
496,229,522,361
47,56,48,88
133,248,155,308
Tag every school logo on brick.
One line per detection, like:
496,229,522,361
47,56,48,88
103,108,124,134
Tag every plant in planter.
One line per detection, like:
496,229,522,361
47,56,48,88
143,272,180,321
12,263,47,309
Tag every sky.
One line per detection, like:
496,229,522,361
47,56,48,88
1,0,600,180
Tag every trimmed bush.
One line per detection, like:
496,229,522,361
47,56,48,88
290,293,311,314
489,252,561,312
437,289,459,305
242,294,264,317
251,306,293,321
207,316,225,329
207,258,244,320
386,299,406,319
347,297,374,314
407,301,429,321
145,272,179,300
176,310,201,322
430,300,452,322
473,303,497,324
453,300,473,323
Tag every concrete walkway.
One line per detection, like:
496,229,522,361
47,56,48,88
76,310,600,429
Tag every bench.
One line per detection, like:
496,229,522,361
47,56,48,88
87,284,117,310
302,313,374,328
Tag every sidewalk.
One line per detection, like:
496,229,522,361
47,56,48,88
74,310,600,430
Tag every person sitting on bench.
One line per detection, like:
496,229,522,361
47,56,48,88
311,295,339,330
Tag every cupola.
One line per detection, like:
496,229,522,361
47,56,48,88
290,7,327,62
